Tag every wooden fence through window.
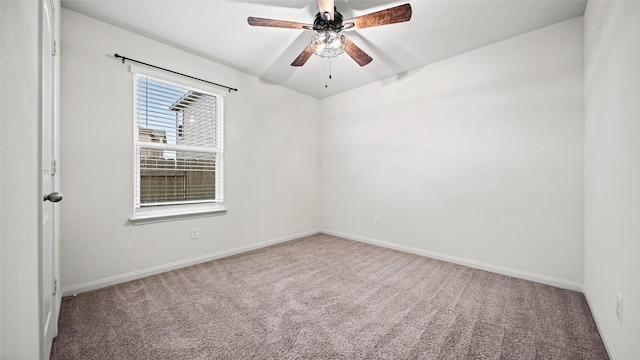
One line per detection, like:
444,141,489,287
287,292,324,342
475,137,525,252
140,157,215,204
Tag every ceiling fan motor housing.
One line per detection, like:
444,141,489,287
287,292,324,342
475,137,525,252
313,8,344,32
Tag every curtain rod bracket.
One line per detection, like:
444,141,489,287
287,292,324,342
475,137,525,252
113,53,238,93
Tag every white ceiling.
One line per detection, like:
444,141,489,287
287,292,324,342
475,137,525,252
61,0,586,99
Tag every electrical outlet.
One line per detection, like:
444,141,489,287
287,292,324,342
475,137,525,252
190,227,199,240
616,293,623,323
374,216,380,226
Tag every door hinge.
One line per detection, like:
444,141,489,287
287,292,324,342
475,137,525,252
52,278,58,296
51,159,57,176
52,40,58,56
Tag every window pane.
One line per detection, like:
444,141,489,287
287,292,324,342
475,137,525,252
138,149,217,206
136,77,219,148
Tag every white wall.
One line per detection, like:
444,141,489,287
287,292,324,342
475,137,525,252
0,1,43,359
320,18,585,287
60,9,320,291
584,1,640,359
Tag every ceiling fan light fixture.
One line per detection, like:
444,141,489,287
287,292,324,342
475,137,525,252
310,31,345,58
248,3,412,67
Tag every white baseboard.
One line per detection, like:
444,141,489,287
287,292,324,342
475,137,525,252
583,287,617,360
61,229,321,297
63,228,584,296
320,229,584,292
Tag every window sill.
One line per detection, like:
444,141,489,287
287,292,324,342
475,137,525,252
130,207,227,226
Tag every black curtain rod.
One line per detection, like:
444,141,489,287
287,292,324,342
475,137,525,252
114,53,238,93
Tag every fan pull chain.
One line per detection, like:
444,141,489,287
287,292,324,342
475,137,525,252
325,58,333,88
329,58,333,80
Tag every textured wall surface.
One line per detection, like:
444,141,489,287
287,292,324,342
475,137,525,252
584,1,640,359
321,18,585,285
60,9,320,290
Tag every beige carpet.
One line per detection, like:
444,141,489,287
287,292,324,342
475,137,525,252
51,233,608,359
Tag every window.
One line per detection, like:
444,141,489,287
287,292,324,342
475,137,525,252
130,68,225,224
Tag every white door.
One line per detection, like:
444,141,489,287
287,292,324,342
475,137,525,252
42,0,60,358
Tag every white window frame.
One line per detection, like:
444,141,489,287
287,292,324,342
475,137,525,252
128,65,226,225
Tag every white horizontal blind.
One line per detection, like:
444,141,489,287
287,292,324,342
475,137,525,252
134,73,224,209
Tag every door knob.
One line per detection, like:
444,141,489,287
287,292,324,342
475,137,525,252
43,192,63,202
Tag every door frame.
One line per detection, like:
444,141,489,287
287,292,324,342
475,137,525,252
41,0,61,358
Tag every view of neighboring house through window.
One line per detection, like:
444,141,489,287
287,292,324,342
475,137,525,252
133,72,224,219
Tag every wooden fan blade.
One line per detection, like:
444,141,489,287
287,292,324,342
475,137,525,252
317,0,335,20
341,36,373,66
343,3,412,30
247,17,312,30
291,44,315,67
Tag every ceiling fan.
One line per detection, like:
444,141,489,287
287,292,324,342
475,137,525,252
248,0,412,67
